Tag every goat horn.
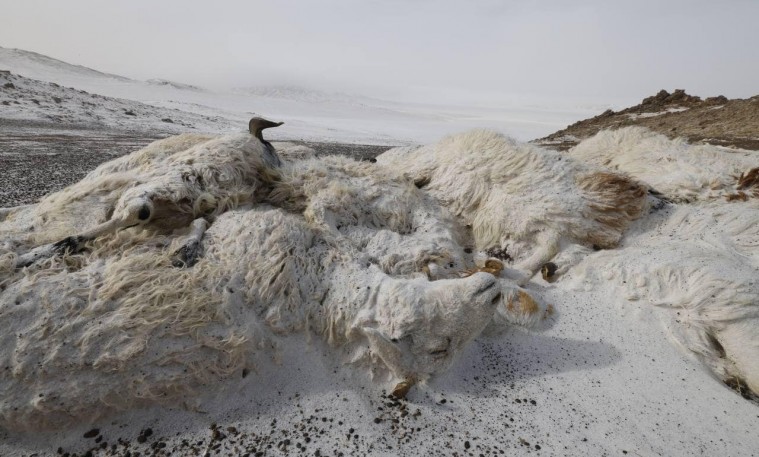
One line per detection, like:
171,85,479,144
249,117,284,140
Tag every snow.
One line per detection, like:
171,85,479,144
0,46,597,144
626,106,690,120
0,72,230,134
1,48,758,456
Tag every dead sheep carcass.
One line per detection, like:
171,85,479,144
376,129,648,281
4,117,284,269
564,127,759,399
0,122,551,430
567,126,759,203
570,206,759,399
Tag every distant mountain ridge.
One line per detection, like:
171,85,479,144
0,46,206,96
234,85,374,105
0,46,592,144
0,46,131,82
146,79,205,92
0,71,233,133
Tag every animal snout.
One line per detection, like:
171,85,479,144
472,273,501,305
470,273,499,300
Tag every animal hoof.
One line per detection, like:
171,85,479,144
391,379,416,399
52,236,86,256
459,259,504,278
541,262,558,282
171,241,201,268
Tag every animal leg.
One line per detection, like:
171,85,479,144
513,230,561,284
542,243,594,282
0,204,34,223
14,197,156,269
171,218,209,268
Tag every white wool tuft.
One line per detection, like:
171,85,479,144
377,129,648,275
568,127,759,202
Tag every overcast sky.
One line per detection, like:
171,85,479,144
1,0,757,105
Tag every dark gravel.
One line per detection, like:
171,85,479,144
0,120,165,207
0,120,394,207
300,141,392,162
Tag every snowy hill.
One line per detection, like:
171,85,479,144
0,47,130,83
0,71,233,133
235,85,376,105
0,46,597,144
146,78,205,92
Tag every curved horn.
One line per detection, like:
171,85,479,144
249,117,283,141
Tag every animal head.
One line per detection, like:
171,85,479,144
248,117,283,140
493,284,555,330
248,117,284,168
360,272,500,380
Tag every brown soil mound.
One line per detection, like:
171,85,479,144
535,89,759,151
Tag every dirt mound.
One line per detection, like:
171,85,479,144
536,89,759,150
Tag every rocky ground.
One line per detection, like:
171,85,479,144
0,120,391,207
535,89,759,151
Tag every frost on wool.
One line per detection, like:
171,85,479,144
0,130,552,430
378,128,759,401
568,126,759,203
376,129,648,278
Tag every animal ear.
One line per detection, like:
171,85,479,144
362,327,407,376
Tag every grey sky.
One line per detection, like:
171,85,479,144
1,0,757,104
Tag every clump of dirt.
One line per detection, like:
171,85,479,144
535,89,759,151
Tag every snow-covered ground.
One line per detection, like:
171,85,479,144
0,71,230,134
0,46,601,144
626,107,690,120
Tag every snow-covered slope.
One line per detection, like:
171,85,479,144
0,47,130,83
235,85,373,105
0,71,233,133
0,46,597,144
146,79,205,92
